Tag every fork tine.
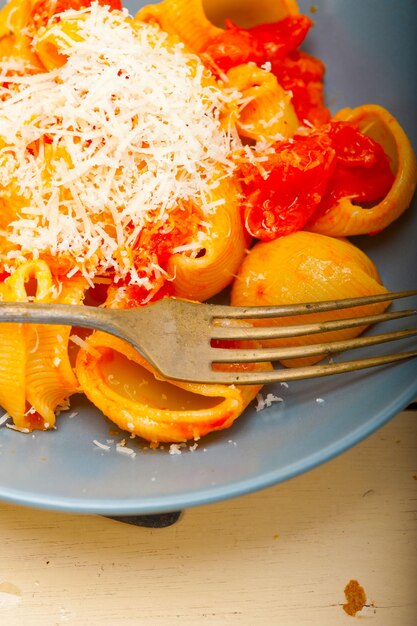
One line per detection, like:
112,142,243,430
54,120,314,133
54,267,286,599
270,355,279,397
204,350,417,385
206,289,417,320
211,328,417,363
211,308,416,341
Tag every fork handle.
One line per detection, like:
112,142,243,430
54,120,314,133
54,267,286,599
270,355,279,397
0,301,114,332
0,299,172,379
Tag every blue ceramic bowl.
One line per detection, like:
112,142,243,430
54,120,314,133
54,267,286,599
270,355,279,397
0,0,416,514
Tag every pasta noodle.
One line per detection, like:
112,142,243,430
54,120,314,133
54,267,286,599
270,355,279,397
0,260,87,429
76,329,270,442
168,175,247,301
203,0,298,29
0,0,415,445
230,232,390,368
226,64,299,141
307,105,417,236
135,0,222,52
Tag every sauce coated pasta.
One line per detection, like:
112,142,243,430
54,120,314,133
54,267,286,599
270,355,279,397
0,0,415,443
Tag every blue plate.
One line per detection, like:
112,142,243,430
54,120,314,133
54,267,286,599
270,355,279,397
0,0,416,514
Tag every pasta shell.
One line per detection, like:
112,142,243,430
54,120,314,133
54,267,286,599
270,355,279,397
231,231,389,367
307,105,417,236
135,0,222,52
169,174,247,301
226,64,299,141
0,262,87,430
76,330,269,443
203,0,299,29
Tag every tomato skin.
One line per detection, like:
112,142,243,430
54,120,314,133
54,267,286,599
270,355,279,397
315,122,395,215
113,203,202,306
201,25,263,72
98,0,122,10
202,15,330,127
120,281,174,308
271,50,330,126
247,15,313,60
272,50,325,83
241,122,394,241
202,15,312,73
25,410,45,429
327,122,381,167
242,133,336,240
52,0,122,12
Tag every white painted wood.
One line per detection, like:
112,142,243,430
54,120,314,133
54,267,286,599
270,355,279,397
0,409,416,625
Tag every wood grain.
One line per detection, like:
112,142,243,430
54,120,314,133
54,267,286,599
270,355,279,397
0,410,416,626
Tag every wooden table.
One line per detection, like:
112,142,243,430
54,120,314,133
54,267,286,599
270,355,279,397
1,407,416,626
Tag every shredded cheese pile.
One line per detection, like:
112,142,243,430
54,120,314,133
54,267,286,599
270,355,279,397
0,4,240,285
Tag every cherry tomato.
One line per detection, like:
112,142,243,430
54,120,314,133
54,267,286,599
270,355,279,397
272,50,325,83
202,15,312,73
316,122,395,214
242,133,336,240
328,122,381,167
271,50,330,126
201,24,263,72
247,15,313,60
202,15,330,127
241,121,394,240
118,203,202,306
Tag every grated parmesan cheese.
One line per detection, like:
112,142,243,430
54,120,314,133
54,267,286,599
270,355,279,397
6,423,30,433
255,392,284,412
169,443,186,455
69,334,100,357
0,4,241,292
93,439,110,451
116,445,136,457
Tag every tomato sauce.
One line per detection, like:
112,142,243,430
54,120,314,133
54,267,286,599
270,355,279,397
240,122,395,241
202,15,330,126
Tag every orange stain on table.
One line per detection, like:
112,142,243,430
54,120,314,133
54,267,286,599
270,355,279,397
343,579,367,617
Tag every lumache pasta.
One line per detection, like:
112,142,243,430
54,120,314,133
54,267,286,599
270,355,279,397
0,0,415,444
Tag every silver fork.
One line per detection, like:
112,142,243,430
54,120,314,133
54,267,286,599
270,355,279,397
0,290,416,385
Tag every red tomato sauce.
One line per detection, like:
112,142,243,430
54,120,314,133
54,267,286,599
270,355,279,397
119,202,203,306
202,15,330,126
240,122,395,241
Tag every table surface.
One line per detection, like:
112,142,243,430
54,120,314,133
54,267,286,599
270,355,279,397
0,406,416,626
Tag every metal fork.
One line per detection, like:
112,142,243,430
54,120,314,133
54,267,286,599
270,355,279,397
0,290,416,385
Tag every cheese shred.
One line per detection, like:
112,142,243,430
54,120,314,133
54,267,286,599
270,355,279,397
0,4,240,287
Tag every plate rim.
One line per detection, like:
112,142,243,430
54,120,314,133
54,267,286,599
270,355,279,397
0,381,415,514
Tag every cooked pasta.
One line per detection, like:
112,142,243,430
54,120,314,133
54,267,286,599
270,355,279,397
76,329,270,442
307,105,417,236
230,232,390,368
0,261,87,429
226,64,299,141
135,0,222,53
0,0,415,444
